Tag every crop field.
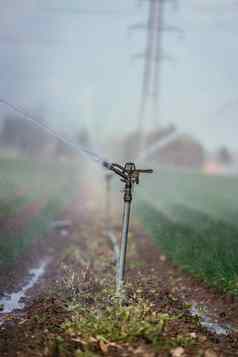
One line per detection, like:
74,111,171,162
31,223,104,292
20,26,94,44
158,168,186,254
0,154,80,265
136,167,238,294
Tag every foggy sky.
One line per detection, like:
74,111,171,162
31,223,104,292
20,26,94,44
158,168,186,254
0,0,238,151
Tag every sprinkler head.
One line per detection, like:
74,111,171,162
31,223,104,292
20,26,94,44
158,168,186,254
103,161,113,170
110,162,153,185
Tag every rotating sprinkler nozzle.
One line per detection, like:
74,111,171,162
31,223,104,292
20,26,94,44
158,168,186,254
109,162,153,297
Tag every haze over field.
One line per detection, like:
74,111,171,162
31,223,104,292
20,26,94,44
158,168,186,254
0,0,237,151
1,3,238,355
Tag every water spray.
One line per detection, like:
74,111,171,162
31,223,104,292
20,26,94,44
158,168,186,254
136,130,181,163
1,99,154,298
0,98,113,170
109,162,153,297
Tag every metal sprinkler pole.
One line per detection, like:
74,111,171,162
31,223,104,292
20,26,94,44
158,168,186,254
117,181,132,293
108,162,153,298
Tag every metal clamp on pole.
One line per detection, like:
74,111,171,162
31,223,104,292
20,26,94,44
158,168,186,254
110,162,153,298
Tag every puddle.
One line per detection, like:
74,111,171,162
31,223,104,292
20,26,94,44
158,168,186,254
60,229,69,237
190,303,232,336
51,220,72,238
0,259,49,316
51,220,72,230
105,230,120,265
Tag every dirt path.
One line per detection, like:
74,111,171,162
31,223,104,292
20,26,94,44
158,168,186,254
0,192,238,356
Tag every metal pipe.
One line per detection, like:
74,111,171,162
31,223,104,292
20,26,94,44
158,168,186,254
117,200,131,295
109,162,153,299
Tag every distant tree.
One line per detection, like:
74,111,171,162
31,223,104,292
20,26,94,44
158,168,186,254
55,128,91,159
0,115,50,155
217,147,233,166
55,137,74,158
123,124,177,161
76,127,90,148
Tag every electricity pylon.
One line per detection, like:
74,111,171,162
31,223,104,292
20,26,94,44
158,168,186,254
137,0,157,137
152,0,162,127
131,0,180,153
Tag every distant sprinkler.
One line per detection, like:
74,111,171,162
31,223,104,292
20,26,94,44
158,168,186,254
109,162,153,300
104,172,113,231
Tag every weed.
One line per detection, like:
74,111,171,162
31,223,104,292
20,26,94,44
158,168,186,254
61,282,189,354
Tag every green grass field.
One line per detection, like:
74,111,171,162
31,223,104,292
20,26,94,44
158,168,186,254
136,167,238,294
0,154,80,265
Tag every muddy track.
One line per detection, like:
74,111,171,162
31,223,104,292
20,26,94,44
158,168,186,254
0,199,48,294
